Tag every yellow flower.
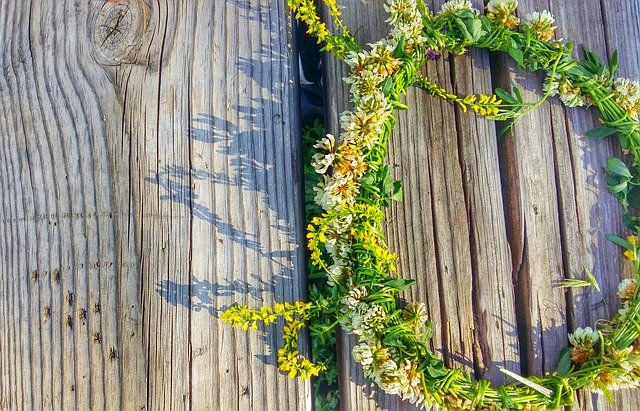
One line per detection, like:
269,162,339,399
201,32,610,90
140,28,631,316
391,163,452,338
624,249,636,261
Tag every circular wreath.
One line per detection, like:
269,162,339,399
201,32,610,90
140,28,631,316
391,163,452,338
223,0,640,409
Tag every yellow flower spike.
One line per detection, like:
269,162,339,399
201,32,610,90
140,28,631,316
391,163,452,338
624,249,636,261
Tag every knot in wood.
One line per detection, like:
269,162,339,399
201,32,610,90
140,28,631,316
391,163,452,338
93,0,150,66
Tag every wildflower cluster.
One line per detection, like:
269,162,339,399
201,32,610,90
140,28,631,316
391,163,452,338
224,0,640,409
222,301,326,379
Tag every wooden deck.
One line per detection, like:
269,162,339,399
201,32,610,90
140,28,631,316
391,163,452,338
0,0,638,410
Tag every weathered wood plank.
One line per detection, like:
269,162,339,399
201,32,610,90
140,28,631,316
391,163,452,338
497,1,640,410
322,1,519,409
324,0,640,410
0,1,309,410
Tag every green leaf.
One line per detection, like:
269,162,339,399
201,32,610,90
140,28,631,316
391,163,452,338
607,180,628,194
360,174,375,186
507,44,524,67
425,363,448,378
585,126,619,139
383,278,416,292
463,17,484,42
628,186,640,209
393,36,406,57
382,332,404,348
381,77,393,94
495,88,518,105
606,234,633,250
624,214,640,232
610,50,619,76
556,348,572,376
392,181,403,202
512,86,524,104
606,157,632,178
381,166,394,193
566,66,590,77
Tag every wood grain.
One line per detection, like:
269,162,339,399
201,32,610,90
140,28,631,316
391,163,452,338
0,1,309,410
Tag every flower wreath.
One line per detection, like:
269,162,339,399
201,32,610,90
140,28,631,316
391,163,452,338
223,0,640,409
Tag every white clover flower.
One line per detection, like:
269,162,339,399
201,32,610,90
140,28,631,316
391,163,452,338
613,77,640,118
403,302,429,332
486,0,519,28
523,10,556,42
313,133,336,152
352,341,375,366
311,152,335,174
326,263,348,286
398,359,424,403
524,10,554,27
384,0,426,46
330,213,353,234
342,286,368,308
384,0,420,26
346,40,400,78
439,0,478,17
332,143,368,180
345,70,386,102
618,305,630,321
340,301,369,334
313,173,360,211
613,77,640,100
557,78,585,107
368,40,401,76
377,362,404,395
618,278,638,301
359,304,388,336
344,50,370,71
543,72,560,96
593,362,640,392
568,326,599,349
487,0,518,14
325,238,351,262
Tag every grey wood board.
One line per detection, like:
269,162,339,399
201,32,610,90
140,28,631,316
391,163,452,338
321,0,640,410
0,1,310,410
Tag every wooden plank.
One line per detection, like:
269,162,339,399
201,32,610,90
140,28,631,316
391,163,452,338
497,0,640,409
0,1,309,410
323,0,640,410
321,1,519,409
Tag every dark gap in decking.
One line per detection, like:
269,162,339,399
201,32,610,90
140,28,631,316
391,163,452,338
488,51,533,376
295,14,327,410
552,106,577,336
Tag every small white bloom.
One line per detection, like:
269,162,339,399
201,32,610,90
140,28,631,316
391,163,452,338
613,77,640,118
439,0,478,16
326,263,347,287
352,341,374,366
340,301,369,334
342,286,368,308
523,10,556,41
487,0,518,14
618,278,637,300
313,133,336,152
557,78,585,107
311,152,335,174
568,326,599,349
